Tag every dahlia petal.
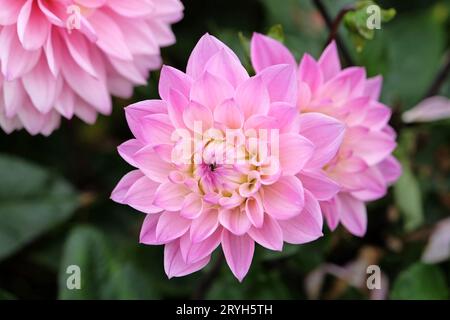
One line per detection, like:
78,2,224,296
159,65,192,102
153,181,190,211
60,47,111,115
88,10,133,60
321,67,366,102
320,198,340,231
114,17,159,56
180,193,203,219
140,213,164,245
111,170,143,203
164,240,210,279
1,26,41,80
350,167,387,201
117,139,142,167
346,127,396,166
141,113,175,145
76,0,107,8
299,54,323,93
298,170,340,201
183,101,213,131
156,212,190,243
318,40,341,81
190,209,219,243
40,111,60,136
257,64,297,105
133,145,174,183
36,0,64,26
422,218,450,264
186,33,240,79
279,133,315,175
73,98,97,124
125,100,167,141
235,76,270,119
153,144,173,163
22,57,57,113
108,56,147,85
263,176,304,220
341,97,370,126
250,33,296,72
123,175,162,214
54,83,75,119
17,0,50,50
213,99,244,129
378,155,402,185
180,228,222,264
278,190,323,244
243,114,277,131
268,102,300,133
0,0,23,25
63,31,98,77
190,71,234,111
167,88,189,129
248,214,283,251
205,49,249,88
3,79,25,117
364,75,383,100
107,0,155,17
362,102,391,130
299,112,345,168
16,99,46,135
245,194,264,228
219,207,252,236
336,193,367,237
221,231,254,282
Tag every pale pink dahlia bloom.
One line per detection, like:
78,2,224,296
112,34,346,281
251,33,402,237
0,0,183,135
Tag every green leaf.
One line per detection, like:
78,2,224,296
58,226,113,299
0,154,79,261
59,226,160,299
0,289,16,300
266,24,285,43
344,1,396,52
391,263,449,299
394,160,424,232
383,10,445,107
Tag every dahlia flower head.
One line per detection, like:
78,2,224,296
250,33,402,237
0,0,183,135
112,34,350,281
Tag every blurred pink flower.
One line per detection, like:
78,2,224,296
422,218,450,264
112,34,346,281
251,33,401,237
0,0,183,135
402,96,450,123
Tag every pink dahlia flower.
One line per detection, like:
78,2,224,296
250,33,402,237
0,0,183,135
112,34,346,281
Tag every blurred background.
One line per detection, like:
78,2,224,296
0,0,449,300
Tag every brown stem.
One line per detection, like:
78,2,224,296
327,5,356,44
312,0,355,66
424,51,450,98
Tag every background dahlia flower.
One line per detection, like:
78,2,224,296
112,34,346,281
0,0,183,135
250,33,402,237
